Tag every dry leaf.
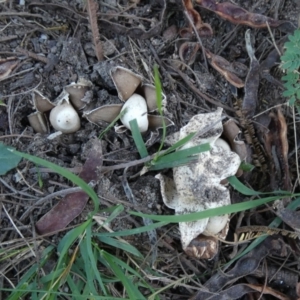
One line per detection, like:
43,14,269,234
242,30,260,118
35,139,102,235
0,57,19,81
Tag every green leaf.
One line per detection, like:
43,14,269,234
101,251,146,299
79,236,100,295
129,119,148,158
97,236,143,258
154,65,163,114
85,226,107,294
228,176,260,195
149,143,210,170
153,64,167,155
130,195,292,222
9,149,99,214
225,196,300,268
239,162,255,172
160,132,196,156
149,154,197,170
97,221,168,237
98,108,126,139
288,95,297,106
57,220,91,256
0,143,22,175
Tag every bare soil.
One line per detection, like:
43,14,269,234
1,0,300,299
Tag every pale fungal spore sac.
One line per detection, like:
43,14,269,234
156,108,241,258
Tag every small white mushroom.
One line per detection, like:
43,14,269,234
205,215,229,235
120,93,149,133
214,138,231,152
49,101,80,133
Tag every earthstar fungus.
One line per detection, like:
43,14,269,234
28,78,92,134
156,108,241,259
84,66,173,133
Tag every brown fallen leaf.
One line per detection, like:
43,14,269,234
204,48,245,88
178,42,246,87
242,30,260,118
190,283,289,300
195,0,287,29
190,237,287,298
264,109,291,191
180,0,213,38
277,209,300,234
222,119,247,177
178,42,200,65
86,0,103,61
35,138,102,235
0,57,19,81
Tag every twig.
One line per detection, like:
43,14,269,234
86,0,104,61
266,21,282,56
16,47,49,64
167,63,235,112
184,10,208,70
2,204,37,258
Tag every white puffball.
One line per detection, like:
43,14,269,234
205,214,228,234
49,102,80,133
120,93,148,133
214,138,231,152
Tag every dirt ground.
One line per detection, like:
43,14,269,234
1,0,300,299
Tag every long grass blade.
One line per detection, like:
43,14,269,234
130,195,295,222
85,226,107,294
129,119,148,158
97,221,168,237
10,148,99,213
101,251,146,299
225,196,300,268
79,240,99,295
97,236,143,258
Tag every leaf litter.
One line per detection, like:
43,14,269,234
0,0,300,299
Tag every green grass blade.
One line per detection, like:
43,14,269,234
97,236,143,258
129,119,148,158
130,195,294,222
0,142,22,175
228,176,260,195
151,143,210,166
57,219,91,256
10,148,99,214
149,156,198,170
149,143,210,170
7,246,55,300
66,277,81,299
97,221,168,237
79,239,99,296
225,196,300,268
85,226,107,295
101,251,146,299
154,65,163,113
98,108,126,139
153,65,166,155
96,249,156,294
95,204,125,229
228,176,292,196
160,132,196,157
